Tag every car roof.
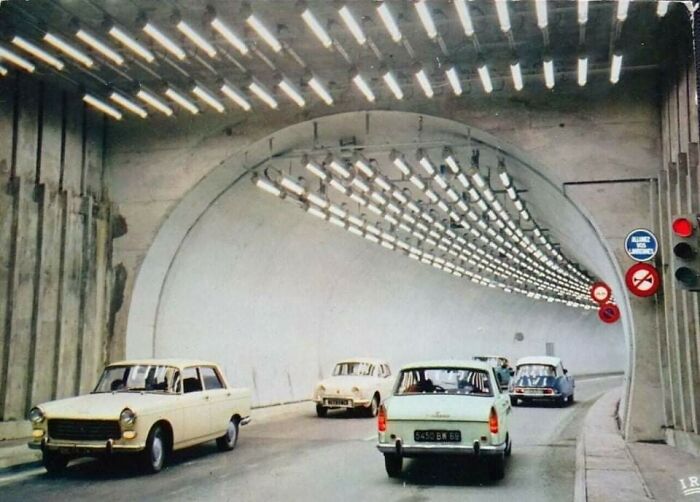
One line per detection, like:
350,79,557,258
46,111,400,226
473,355,509,360
107,359,219,369
515,356,562,367
335,357,388,365
400,360,492,371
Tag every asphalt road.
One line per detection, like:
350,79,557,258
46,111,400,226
0,376,622,502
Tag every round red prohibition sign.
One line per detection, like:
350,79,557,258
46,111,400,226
598,303,621,324
590,281,612,304
625,262,660,298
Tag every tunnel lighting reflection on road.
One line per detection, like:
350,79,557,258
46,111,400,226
610,53,623,84
455,0,474,37
0,46,35,72
494,0,511,32
352,73,375,102
377,2,402,42
339,6,367,45
110,92,148,118
165,87,199,114
12,36,64,70
83,94,122,120
44,33,93,67
143,23,186,60
177,21,217,58
137,89,173,116
221,83,252,111
76,30,123,65
577,56,588,86
211,18,249,55
415,1,438,39
109,26,154,62
445,67,462,96
383,71,403,100
302,9,333,48
247,14,283,52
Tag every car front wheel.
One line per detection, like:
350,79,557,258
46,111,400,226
217,418,239,451
316,404,327,418
384,453,402,478
42,450,69,475
142,425,166,474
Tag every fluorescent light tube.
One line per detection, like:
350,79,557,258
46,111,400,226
308,76,333,105
353,73,375,102
211,18,249,55
193,85,225,112
12,36,64,70
136,89,173,116
543,58,555,89
535,0,548,29
143,23,186,60
455,0,475,36
415,69,434,98
610,53,622,84
44,33,93,67
302,9,332,48
377,3,402,42
255,177,281,196
415,1,438,39
110,92,147,118
339,6,367,45
249,81,279,109
657,1,669,17
109,26,154,62
76,30,124,65
278,78,305,107
446,66,462,96
616,0,630,21
83,94,122,120
221,83,252,111
177,21,217,58
477,63,493,93
494,0,511,32
577,56,588,86
510,61,523,91
577,0,589,24
166,87,199,114
383,71,403,99
0,46,35,72
247,14,282,52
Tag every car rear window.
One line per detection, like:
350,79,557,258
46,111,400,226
395,367,493,397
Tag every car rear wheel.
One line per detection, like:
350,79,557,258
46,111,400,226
569,393,575,405
510,396,518,406
367,395,380,417
141,425,166,474
316,404,327,418
505,436,512,457
384,453,403,478
42,450,69,475
216,417,239,451
487,453,506,481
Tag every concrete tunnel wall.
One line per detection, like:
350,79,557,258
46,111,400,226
123,111,629,407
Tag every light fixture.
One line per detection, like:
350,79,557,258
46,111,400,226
254,175,282,196
415,1,438,39
76,30,124,65
445,66,462,96
415,68,434,98
137,89,173,116
352,177,370,192
83,94,122,120
543,57,555,89
303,156,327,179
166,87,199,114
109,26,155,62
577,0,589,24
657,1,669,17
616,0,630,21
494,0,511,32
330,178,349,195
0,64,7,76
329,204,347,218
302,9,332,48
193,85,225,112
329,158,351,178
247,14,283,52
354,156,373,178
339,5,367,45
307,206,327,219
307,193,328,208
44,33,93,67
177,21,217,58
510,60,523,91
577,54,588,87
278,78,306,107
143,23,186,60
383,70,403,100
377,2,402,43
308,76,333,105
353,73,375,102
0,46,35,72
610,52,623,84
329,215,346,227
110,92,148,118
535,0,548,29
249,80,279,109
221,82,252,111
454,0,475,37
211,18,249,55
12,36,64,70
418,152,435,175
281,176,305,196
477,60,493,94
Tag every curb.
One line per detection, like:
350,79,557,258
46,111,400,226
574,431,587,502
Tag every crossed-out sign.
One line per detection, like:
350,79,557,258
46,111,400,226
598,303,621,324
625,262,660,297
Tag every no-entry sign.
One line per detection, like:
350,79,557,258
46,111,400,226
598,303,621,324
625,262,660,297
590,281,612,304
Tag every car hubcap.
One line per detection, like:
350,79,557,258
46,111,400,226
227,422,237,445
152,436,163,467
371,399,378,415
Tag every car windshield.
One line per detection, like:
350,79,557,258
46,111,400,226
94,365,181,394
516,364,556,378
395,367,493,397
474,357,501,367
333,362,374,376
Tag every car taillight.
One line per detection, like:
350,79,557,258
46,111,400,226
489,407,498,434
515,387,524,394
544,388,554,395
378,405,387,432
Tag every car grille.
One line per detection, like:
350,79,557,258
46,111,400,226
48,419,121,441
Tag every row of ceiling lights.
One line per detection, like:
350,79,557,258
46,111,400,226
253,146,596,308
0,0,672,121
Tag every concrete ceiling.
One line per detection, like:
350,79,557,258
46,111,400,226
0,1,674,119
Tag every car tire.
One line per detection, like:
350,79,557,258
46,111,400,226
557,396,566,407
367,395,380,417
384,453,402,478
216,417,239,451
487,453,506,481
569,393,575,405
505,436,512,457
316,404,327,418
42,450,69,475
141,425,166,474
510,396,518,406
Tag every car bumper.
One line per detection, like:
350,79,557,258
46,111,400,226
315,398,371,408
28,438,145,454
510,392,561,399
377,439,506,457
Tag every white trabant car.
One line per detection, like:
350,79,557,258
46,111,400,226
377,360,512,480
313,358,394,417
28,359,251,474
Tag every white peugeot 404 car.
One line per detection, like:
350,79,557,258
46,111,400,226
28,359,251,474
313,358,394,417
377,360,512,480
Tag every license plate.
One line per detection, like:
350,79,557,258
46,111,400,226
524,388,542,394
324,399,351,407
414,430,461,442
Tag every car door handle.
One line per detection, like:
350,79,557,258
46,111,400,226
204,395,210,400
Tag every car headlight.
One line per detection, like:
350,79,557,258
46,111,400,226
28,407,44,424
119,408,136,427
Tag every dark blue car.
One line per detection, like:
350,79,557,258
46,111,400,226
509,356,575,406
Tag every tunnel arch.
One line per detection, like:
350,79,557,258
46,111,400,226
125,111,633,415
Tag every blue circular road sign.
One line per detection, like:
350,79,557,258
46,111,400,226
624,228,658,262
